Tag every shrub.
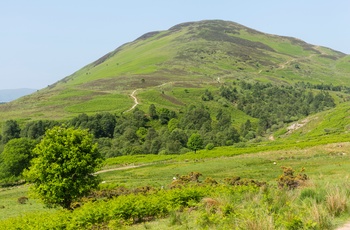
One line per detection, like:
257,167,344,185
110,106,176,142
224,176,266,187
17,196,28,204
205,143,215,150
277,166,308,190
170,172,202,188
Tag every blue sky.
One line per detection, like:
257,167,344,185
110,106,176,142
1,0,349,89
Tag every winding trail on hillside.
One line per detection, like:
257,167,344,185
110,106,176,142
124,89,139,113
123,82,173,113
258,45,329,74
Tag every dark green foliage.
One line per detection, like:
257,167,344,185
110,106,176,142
240,119,252,136
69,112,116,138
233,81,336,132
295,81,350,93
215,109,232,131
148,104,158,119
219,85,238,102
201,89,214,101
2,120,20,144
21,120,60,139
158,108,176,125
180,105,211,130
0,138,37,181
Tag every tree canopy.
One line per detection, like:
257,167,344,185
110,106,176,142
187,133,203,153
24,126,103,209
0,138,37,181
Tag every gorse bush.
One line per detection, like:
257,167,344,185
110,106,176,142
277,166,308,190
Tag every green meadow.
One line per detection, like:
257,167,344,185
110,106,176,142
2,140,350,229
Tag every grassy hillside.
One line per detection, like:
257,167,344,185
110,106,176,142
0,20,348,121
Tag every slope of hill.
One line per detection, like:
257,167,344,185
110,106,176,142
0,20,348,121
0,88,36,103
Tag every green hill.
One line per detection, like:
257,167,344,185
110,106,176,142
0,20,348,121
3,20,350,229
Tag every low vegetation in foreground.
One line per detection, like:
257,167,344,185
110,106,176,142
1,142,350,229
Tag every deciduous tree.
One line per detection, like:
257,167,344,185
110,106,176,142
24,126,103,209
187,133,203,153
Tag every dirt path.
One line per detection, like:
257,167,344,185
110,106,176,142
337,222,350,230
95,164,143,174
124,89,139,113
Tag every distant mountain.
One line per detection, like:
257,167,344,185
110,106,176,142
0,88,37,102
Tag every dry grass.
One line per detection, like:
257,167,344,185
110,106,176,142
326,187,348,217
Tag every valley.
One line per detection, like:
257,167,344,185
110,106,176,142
1,20,350,229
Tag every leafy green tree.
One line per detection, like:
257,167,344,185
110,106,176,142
159,108,176,125
215,109,231,131
240,119,252,137
0,138,37,180
145,128,158,141
91,113,116,138
201,89,214,101
24,126,103,209
2,120,21,144
167,118,179,132
180,105,211,130
187,133,203,153
169,128,188,146
136,127,148,142
131,108,148,128
166,140,182,154
148,104,158,120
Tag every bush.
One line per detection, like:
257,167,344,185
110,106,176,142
17,196,28,204
277,166,308,190
205,143,215,150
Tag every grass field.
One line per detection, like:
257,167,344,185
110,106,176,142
2,141,350,229
100,142,350,188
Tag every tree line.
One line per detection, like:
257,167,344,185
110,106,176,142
0,80,337,185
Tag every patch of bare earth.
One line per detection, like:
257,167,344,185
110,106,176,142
286,118,311,134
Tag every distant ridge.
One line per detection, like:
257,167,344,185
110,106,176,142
0,88,36,102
